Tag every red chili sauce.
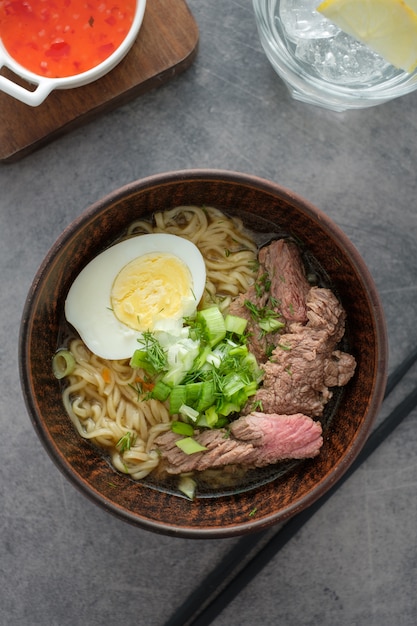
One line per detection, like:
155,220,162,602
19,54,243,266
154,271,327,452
0,1,136,78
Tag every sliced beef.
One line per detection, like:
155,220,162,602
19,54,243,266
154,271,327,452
259,239,310,325
323,350,357,387
305,284,346,341
154,243,355,477
155,412,323,474
155,428,256,474
229,239,311,363
230,412,323,464
245,287,356,418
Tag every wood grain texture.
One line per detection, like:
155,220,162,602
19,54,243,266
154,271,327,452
0,0,199,163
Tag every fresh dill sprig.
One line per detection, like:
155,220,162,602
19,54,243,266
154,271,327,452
136,331,167,371
244,299,284,336
252,399,264,412
116,431,137,453
128,381,143,400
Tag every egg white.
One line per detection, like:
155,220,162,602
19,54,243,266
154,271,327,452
65,234,207,360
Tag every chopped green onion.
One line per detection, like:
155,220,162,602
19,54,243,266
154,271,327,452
175,437,207,455
178,475,197,500
196,306,226,347
127,305,264,429
52,350,76,379
206,352,222,368
217,400,241,417
221,372,247,397
224,314,248,335
192,344,212,370
130,349,156,374
169,386,187,414
216,416,229,428
195,380,216,412
243,380,259,396
229,344,249,357
185,381,203,405
179,404,200,422
171,421,195,437
169,380,216,415
243,352,263,380
198,405,219,428
151,380,172,402
259,318,285,333
162,364,187,387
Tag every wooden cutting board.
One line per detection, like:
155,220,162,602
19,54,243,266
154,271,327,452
0,0,199,163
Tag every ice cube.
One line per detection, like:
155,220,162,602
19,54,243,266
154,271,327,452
278,0,339,41
295,32,393,85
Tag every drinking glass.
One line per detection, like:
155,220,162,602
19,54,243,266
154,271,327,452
253,0,417,111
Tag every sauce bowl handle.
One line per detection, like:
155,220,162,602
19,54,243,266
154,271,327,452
0,72,54,107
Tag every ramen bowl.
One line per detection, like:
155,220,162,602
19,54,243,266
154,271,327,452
19,170,387,538
0,0,146,106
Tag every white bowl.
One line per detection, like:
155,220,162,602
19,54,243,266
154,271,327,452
0,0,146,107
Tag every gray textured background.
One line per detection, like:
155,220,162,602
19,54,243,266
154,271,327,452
1,2,416,625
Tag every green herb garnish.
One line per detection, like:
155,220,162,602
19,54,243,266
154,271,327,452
116,431,136,453
130,331,167,373
244,299,284,336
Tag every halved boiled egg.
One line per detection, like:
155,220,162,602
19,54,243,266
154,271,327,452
65,234,207,360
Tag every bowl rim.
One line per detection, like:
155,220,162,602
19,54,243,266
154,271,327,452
19,169,388,537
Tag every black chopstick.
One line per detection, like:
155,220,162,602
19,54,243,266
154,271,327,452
165,346,417,626
384,344,417,397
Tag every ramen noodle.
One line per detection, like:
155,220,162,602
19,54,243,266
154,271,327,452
61,206,258,479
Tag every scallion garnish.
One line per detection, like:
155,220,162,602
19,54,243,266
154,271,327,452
178,475,197,500
178,404,200,422
171,421,195,437
151,380,172,402
224,313,248,335
175,437,207,455
52,350,76,379
124,305,265,430
196,306,226,347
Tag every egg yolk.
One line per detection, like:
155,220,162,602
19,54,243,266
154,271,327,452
111,252,194,332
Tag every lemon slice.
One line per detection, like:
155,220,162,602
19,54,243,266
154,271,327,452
405,0,417,10
317,0,417,73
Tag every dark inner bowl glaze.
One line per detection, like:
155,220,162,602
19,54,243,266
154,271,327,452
19,170,388,538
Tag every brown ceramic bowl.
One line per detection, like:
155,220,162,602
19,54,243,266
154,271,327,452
19,170,387,538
